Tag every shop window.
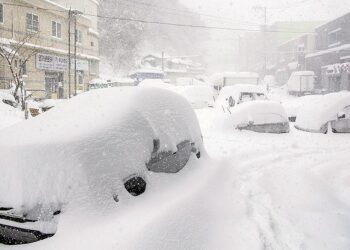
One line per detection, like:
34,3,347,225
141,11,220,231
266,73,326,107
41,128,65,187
90,60,98,75
0,4,4,23
78,73,83,85
52,21,61,38
26,13,39,32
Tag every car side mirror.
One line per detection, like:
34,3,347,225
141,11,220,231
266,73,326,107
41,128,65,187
337,111,346,119
228,96,235,107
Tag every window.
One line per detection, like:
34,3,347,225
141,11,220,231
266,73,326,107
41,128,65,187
75,29,82,43
0,4,4,23
90,60,98,75
328,28,341,46
26,13,39,32
52,21,61,38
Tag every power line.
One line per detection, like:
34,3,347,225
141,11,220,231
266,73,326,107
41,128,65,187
117,0,262,27
3,2,316,34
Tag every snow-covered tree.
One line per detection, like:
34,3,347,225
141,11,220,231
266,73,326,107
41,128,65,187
99,0,207,74
0,32,40,110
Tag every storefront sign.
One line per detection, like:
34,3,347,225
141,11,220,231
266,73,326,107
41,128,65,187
36,53,68,71
71,59,89,71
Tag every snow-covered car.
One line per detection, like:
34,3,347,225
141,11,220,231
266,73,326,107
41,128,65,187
210,72,260,96
283,94,323,122
0,87,203,245
215,84,268,109
295,91,350,133
216,85,289,133
89,78,109,90
0,91,17,108
177,85,214,109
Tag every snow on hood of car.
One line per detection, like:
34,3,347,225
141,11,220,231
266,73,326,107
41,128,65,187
214,100,288,130
295,91,350,131
0,87,203,212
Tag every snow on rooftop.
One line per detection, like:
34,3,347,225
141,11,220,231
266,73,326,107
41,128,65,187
291,71,315,76
305,44,350,58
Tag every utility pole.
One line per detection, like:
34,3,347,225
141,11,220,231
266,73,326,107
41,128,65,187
68,8,71,98
74,14,77,96
161,51,165,73
253,6,268,77
263,6,267,78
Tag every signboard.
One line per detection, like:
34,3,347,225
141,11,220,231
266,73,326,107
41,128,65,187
71,59,89,71
36,53,68,72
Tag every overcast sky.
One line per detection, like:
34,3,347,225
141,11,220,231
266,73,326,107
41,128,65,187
180,0,350,27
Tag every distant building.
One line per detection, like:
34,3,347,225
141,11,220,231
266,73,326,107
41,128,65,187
0,0,100,99
238,21,321,79
139,54,205,83
273,34,317,85
305,12,350,92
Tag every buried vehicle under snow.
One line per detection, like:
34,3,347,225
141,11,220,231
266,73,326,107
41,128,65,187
295,91,350,133
216,84,290,133
0,87,203,245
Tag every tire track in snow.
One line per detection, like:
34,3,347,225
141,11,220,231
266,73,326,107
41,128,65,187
235,151,311,250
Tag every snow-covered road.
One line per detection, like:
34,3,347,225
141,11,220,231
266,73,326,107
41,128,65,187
2,102,350,250
196,108,350,250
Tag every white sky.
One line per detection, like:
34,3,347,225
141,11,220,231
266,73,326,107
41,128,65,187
180,0,350,26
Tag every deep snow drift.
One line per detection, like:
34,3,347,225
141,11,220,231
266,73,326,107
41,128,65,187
0,87,203,217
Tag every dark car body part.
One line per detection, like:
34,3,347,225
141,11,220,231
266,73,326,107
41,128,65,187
0,223,54,245
295,119,350,134
0,208,59,245
124,176,147,196
146,139,200,173
237,122,290,134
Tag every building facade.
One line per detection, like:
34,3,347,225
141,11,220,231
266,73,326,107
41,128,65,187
273,34,316,85
0,0,100,99
305,12,350,91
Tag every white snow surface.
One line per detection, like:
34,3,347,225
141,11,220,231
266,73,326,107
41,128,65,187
0,102,23,130
176,85,214,109
295,91,350,130
0,87,202,213
2,86,350,250
283,94,323,118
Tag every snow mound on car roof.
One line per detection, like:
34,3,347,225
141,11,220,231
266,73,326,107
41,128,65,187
295,91,350,131
0,87,202,211
283,95,323,118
